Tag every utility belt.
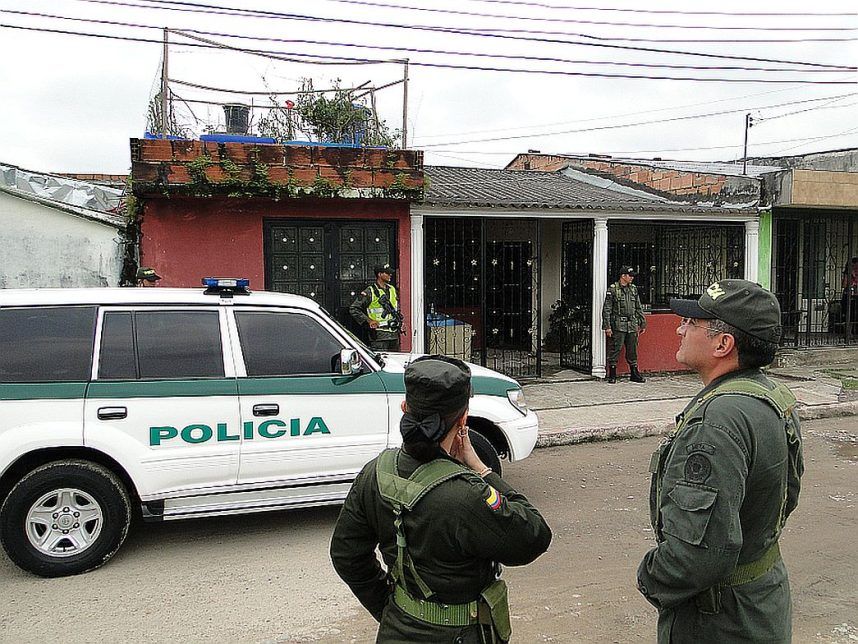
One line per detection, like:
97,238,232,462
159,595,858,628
694,541,782,614
392,579,511,642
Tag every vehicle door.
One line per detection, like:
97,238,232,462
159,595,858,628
84,307,241,499
229,307,389,486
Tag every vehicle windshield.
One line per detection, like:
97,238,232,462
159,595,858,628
318,306,386,367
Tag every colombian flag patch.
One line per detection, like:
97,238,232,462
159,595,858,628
484,486,503,511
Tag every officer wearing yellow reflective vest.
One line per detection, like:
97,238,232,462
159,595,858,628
349,264,402,352
637,280,804,643
330,356,552,643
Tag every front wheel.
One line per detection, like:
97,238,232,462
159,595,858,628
0,460,131,577
469,430,502,476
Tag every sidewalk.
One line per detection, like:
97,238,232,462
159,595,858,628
524,365,858,448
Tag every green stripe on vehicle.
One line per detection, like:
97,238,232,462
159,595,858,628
376,371,515,397
0,382,88,401
238,372,386,395
87,379,238,399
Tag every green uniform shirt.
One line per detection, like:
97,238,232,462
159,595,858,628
637,368,804,643
330,448,552,642
602,281,646,333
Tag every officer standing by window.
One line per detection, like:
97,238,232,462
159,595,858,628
350,264,402,352
601,267,647,383
330,356,552,643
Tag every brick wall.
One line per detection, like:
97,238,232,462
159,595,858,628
130,139,424,198
508,154,744,199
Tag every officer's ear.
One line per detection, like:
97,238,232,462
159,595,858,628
401,400,407,414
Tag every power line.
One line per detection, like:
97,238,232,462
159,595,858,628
273,0,858,32
6,9,848,76
427,129,858,156
4,21,854,84
69,0,855,70
417,98,858,148
416,92,858,140
462,0,858,18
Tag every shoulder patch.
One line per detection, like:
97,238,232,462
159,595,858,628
686,442,716,455
484,485,503,511
360,290,368,296
684,453,712,483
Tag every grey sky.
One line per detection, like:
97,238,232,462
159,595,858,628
0,0,855,174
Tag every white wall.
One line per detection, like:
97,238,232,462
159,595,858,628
0,192,123,288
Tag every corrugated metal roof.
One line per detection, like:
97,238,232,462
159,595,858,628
0,162,126,227
423,166,754,212
550,154,783,178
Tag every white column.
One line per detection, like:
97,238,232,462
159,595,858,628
744,219,760,284
410,214,425,354
591,218,609,378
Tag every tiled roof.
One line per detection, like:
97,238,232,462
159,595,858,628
0,162,126,226
422,166,752,212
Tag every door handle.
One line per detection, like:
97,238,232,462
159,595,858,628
97,406,127,420
253,404,280,417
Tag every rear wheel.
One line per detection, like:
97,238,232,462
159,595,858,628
469,430,502,476
0,460,131,577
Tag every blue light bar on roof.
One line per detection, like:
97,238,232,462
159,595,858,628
202,277,249,288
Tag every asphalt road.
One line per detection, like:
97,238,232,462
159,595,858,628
1,417,856,643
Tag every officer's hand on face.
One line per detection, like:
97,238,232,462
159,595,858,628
450,427,489,473
369,320,379,329
604,329,613,337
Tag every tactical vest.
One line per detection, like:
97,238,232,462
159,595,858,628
375,449,511,642
367,284,398,327
651,377,801,591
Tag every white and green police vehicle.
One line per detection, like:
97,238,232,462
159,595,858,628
0,279,538,577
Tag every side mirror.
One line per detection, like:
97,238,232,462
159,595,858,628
340,348,362,376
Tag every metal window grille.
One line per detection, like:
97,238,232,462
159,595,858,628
424,217,542,378
773,212,857,346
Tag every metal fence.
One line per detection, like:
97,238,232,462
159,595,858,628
557,220,593,371
424,217,542,378
773,212,857,346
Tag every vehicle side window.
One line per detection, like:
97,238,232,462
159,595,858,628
0,306,97,382
98,310,224,380
235,311,344,376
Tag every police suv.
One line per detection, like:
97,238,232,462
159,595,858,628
0,279,538,577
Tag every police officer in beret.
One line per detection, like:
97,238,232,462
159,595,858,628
350,264,402,352
330,356,552,643
601,267,647,383
637,279,804,643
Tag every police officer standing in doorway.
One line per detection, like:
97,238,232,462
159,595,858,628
350,263,402,352
330,356,552,643
602,267,647,383
637,279,804,643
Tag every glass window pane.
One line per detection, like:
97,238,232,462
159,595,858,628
98,312,136,380
0,306,96,382
135,311,224,379
236,312,344,376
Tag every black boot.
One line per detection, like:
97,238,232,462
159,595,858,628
607,365,617,384
629,364,646,383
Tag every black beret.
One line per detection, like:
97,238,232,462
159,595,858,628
404,355,472,419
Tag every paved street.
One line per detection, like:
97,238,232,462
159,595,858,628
1,417,856,643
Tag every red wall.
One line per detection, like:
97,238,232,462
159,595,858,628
613,312,685,374
140,197,413,350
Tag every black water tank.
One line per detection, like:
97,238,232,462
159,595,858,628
223,104,250,134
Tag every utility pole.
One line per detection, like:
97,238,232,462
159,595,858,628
161,28,170,136
742,112,754,176
401,59,409,149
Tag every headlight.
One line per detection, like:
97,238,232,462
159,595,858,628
507,388,528,415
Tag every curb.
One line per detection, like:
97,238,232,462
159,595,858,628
534,401,858,448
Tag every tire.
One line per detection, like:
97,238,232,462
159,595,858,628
0,460,131,578
470,430,502,476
